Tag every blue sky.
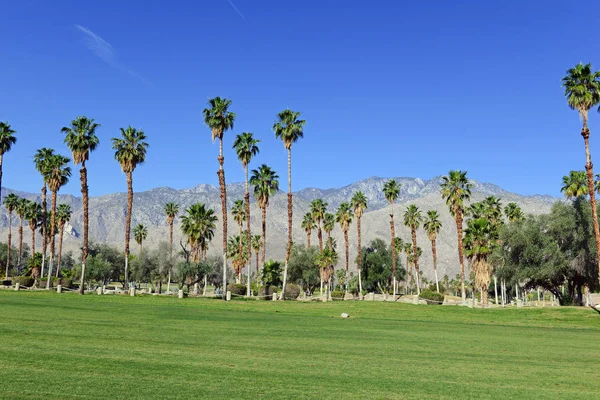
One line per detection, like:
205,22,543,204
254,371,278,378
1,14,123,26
1,0,599,197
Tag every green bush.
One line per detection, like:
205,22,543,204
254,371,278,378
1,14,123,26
419,290,444,304
12,276,33,287
330,290,345,300
284,283,301,300
226,283,247,296
258,285,279,300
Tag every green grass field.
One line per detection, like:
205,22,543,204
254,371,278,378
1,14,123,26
1,291,599,399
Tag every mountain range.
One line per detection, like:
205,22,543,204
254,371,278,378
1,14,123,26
0,176,558,280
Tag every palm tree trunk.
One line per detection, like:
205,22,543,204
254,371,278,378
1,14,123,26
218,139,227,300
6,212,12,278
46,191,58,287
317,222,323,252
79,164,89,295
431,239,439,292
238,222,243,284
40,185,47,278
344,229,349,292
455,212,466,303
168,221,173,292
357,216,362,294
0,155,3,204
261,206,266,267
255,248,259,288
494,275,498,305
306,231,311,248
57,222,65,276
17,218,23,266
30,226,35,256
123,170,133,290
411,228,420,295
282,148,293,300
245,166,251,297
581,127,600,283
390,205,396,297
405,253,409,293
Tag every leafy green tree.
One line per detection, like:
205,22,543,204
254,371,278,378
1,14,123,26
359,238,403,294
0,121,17,204
250,164,279,266
3,193,19,277
309,199,328,251
440,170,472,302
203,97,236,299
423,210,442,292
274,109,305,299
336,202,353,290
287,245,320,293
62,116,100,294
233,131,259,296
112,126,149,289
404,204,423,294
562,63,600,282
383,179,400,295
351,191,368,293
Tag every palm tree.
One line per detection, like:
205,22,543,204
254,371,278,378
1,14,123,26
15,197,26,266
133,224,148,254
335,202,353,291
383,179,401,295
301,212,316,248
562,63,600,281
33,147,55,278
164,202,179,292
3,193,19,277
0,122,17,204
112,126,148,289
351,191,367,294
483,196,503,228
309,199,328,251
203,97,236,299
423,210,442,293
252,234,261,285
561,171,588,199
323,213,335,250
233,132,259,295
404,242,413,292
62,116,100,294
315,247,338,300
504,202,524,223
464,218,496,306
440,170,472,303
25,201,42,256
274,109,305,299
55,204,72,275
403,204,423,295
250,164,279,267
227,234,249,283
44,154,71,286
232,199,246,283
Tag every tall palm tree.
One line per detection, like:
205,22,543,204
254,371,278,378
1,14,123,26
203,97,236,299
440,170,472,303
483,196,503,228
15,197,26,267
233,131,259,295
504,202,524,223
561,170,588,199
423,210,442,293
404,242,413,292
25,200,42,256
274,109,305,298
301,212,316,248
3,193,19,278
562,63,600,281
44,154,71,287
227,234,249,282
62,116,100,294
232,199,246,283
0,122,17,204
335,202,353,291
403,204,423,295
464,218,496,306
351,191,367,294
55,204,72,275
252,234,261,285
250,164,279,267
181,203,218,264
315,247,338,300
112,126,148,289
310,199,328,251
323,213,335,250
133,224,148,254
383,179,400,295
33,147,55,278
164,202,179,292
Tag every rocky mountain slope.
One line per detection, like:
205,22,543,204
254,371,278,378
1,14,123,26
0,176,558,280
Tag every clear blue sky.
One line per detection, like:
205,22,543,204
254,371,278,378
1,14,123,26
1,0,599,197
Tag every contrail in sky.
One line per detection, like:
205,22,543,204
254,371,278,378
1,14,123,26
227,0,247,22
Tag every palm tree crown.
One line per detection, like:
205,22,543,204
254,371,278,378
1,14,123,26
336,202,353,232
133,224,148,247
233,132,260,167
232,199,246,226
56,204,72,226
0,122,17,155
383,179,400,205
403,204,423,230
4,193,20,214
203,97,236,142
440,170,472,215
165,202,179,225
504,202,525,223
250,165,279,208
351,191,368,218
561,170,588,198
423,210,441,241
181,202,218,262
62,117,100,165
112,127,149,173
561,63,600,126
45,154,71,193
273,109,305,150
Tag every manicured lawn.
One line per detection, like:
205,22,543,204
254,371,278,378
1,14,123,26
0,291,598,399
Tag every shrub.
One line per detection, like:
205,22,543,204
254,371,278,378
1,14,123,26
258,285,279,300
59,278,73,288
227,283,247,296
284,283,301,300
330,290,345,300
419,290,444,304
12,276,33,287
